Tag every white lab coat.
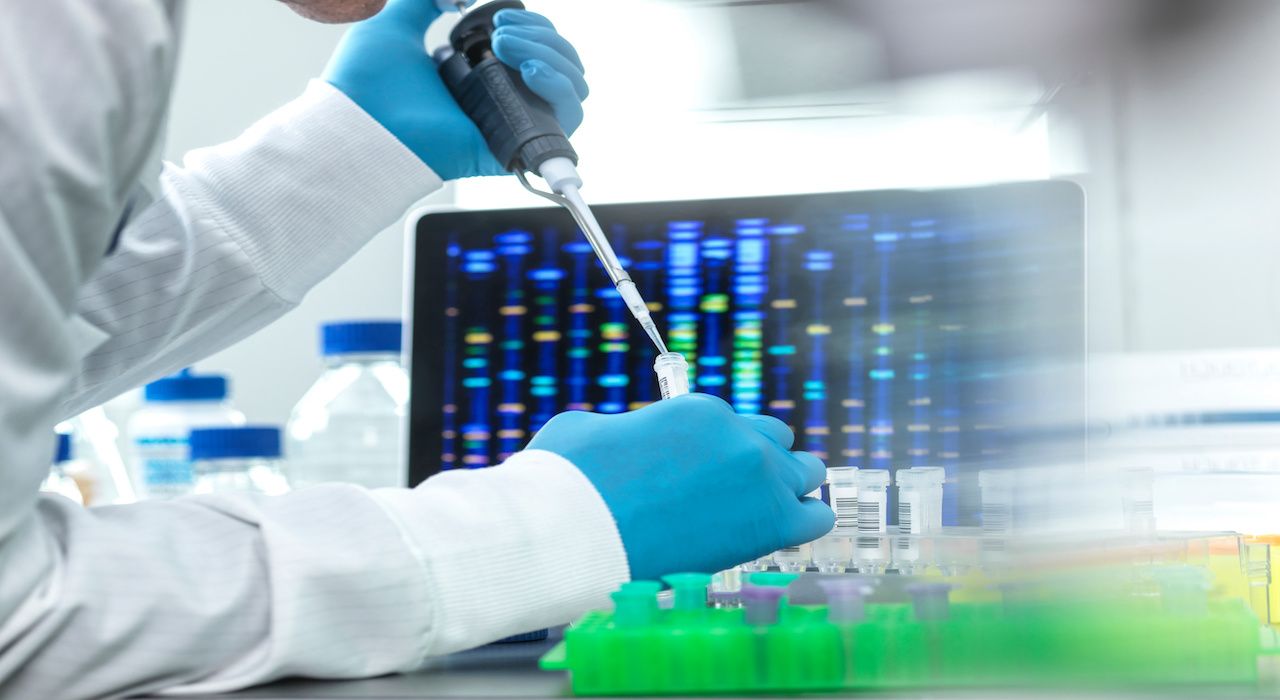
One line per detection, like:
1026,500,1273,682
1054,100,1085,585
0,2,628,698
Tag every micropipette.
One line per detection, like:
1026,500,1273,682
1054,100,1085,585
434,0,669,356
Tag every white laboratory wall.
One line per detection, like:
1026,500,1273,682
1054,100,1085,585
160,0,1059,425
1071,3,1280,353
162,0,447,424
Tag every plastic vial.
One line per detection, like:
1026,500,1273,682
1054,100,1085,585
190,426,290,495
906,582,954,621
287,321,408,489
896,467,945,535
41,433,84,504
653,352,690,399
1120,467,1156,534
853,469,890,573
814,470,855,572
978,469,1014,539
741,583,788,626
818,577,875,623
774,486,822,572
828,466,859,533
127,369,245,499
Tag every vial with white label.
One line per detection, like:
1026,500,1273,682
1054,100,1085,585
653,352,690,400
828,466,859,533
893,467,944,574
896,467,945,535
853,469,890,573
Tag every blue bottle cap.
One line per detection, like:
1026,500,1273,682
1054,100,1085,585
144,369,228,402
54,432,72,464
321,320,403,357
189,426,282,461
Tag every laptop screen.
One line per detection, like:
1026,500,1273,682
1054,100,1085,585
409,183,1084,524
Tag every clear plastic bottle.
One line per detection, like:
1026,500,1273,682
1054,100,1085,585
190,426,290,495
42,433,84,504
126,370,245,499
286,320,408,489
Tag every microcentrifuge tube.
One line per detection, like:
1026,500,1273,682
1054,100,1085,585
818,577,875,624
853,469,890,573
906,581,954,621
773,487,821,572
828,466,859,533
653,352,690,400
1120,467,1156,534
813,470,854,572
741,583,788,626
978,469,1014,537
812,532,853,574
895,467,946,535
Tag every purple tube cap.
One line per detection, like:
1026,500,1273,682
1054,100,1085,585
740,584,788,603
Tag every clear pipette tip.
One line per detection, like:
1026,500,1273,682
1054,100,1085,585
640,318,668,355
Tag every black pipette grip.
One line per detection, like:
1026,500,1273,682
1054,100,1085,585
438,0,578,173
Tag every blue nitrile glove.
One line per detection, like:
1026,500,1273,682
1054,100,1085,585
323,1,588,180
527,394,834,581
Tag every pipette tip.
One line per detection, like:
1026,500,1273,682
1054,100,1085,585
642,320,669,355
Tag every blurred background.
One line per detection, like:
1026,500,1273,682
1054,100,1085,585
161,0,1280,425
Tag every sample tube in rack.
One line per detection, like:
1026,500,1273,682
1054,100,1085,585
896,467,945,535
828,466,859,533
978,469,1014,563
814,469,857,573
774,486,822,572
853,469,890,573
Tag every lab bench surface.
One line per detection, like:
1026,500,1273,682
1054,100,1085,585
181,629,570,699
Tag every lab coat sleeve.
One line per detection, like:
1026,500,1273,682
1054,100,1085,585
62,80,444,415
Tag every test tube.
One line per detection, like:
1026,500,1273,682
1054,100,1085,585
773,487,822,572
978,469,1014,554
741,583,789,626
1120,467,1156,534
828,467,859,533
814,470,854,572
895,467,946,535
653,352,690,400
906,581,954,621
817,577,875,624
853,469,890,573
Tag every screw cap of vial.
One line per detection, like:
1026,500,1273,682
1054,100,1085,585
854,468,891,490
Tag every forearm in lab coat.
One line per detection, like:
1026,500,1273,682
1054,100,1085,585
62,81,443,417
0,4,630,696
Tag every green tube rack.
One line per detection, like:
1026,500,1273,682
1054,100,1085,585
540,578,1271,696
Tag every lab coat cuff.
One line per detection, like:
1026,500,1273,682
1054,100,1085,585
176,80,443,303
369,449,630,658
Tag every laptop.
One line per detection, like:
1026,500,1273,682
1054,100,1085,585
408,183,1085,525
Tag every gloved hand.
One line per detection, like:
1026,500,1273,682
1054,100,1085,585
323,1,588,180
527,394,834,581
